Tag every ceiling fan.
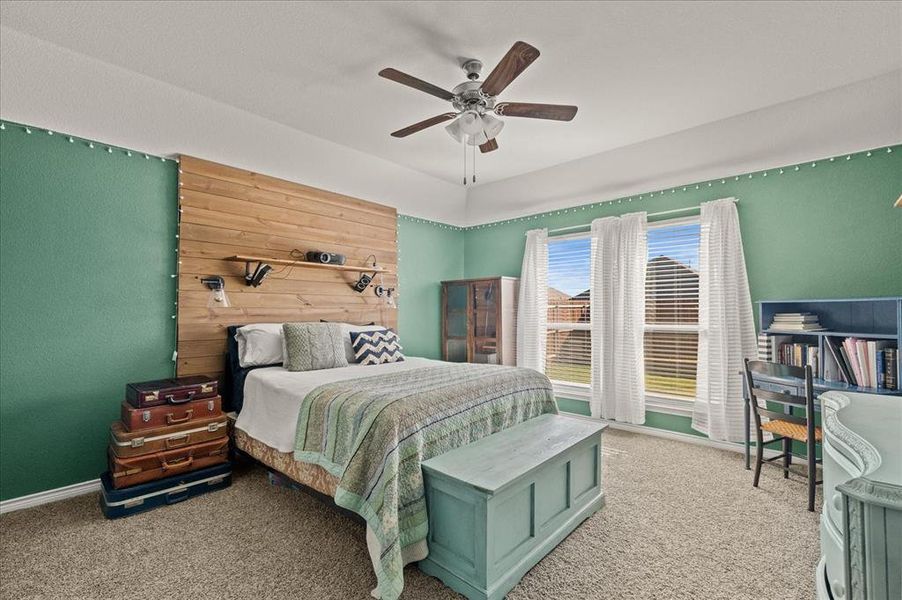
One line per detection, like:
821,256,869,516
379,41,578,154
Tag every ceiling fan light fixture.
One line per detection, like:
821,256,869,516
444,117,465,144
446,111,504,145
481,113,504,140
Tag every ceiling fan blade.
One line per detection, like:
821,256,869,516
390,113,458,138
481,41,540,97
495,102,578,121
479,138,499,153
379,68,455,101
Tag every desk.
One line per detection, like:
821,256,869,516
742,374,901,470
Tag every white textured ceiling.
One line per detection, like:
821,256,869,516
1,1,900,187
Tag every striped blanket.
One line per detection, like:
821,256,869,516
293,363,557,600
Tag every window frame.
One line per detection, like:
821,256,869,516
644,215,701,415
543,215,701,416
545,231,593,395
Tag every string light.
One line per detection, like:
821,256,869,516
1,121,895,232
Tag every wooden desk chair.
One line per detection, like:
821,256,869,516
743,359,822,511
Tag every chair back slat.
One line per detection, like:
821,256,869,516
750,387,807,406
756,408,806,424
746,360,806,380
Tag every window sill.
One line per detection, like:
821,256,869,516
551,382,694,418
645,393,694,417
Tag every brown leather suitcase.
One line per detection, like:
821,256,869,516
108,438,229,489
126,376,218,408
120,396,222,432
109,416,228,458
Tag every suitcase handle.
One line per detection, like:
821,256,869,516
164,434,191,449
160,455,193,471
165,488,190,505
165,391,196,405
166,410,193,425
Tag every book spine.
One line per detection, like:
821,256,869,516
840,344,859,387
876,350,885,389
886,348,898,390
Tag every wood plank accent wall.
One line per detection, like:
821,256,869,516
176,155,398,379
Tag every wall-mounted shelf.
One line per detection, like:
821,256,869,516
224,255,393,274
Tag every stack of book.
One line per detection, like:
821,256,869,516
768,312,826,331
822,337,898,390
757,333,818,372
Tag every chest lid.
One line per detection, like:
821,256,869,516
422,414,606,495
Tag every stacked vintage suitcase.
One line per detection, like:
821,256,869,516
100,376,231,518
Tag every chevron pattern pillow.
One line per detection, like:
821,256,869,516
349,329,405,365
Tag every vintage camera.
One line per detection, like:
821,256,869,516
306,251,346,265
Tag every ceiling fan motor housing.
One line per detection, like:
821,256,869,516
461,59,483,81
451,80,495,113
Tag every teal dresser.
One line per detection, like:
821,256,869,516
816,391,902,600
419,414,606,600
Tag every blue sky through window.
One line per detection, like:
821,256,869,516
546,223,700,298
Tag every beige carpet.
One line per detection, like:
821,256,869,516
0,429,821,599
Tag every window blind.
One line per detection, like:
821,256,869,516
545,237,591,385
645,221,701,399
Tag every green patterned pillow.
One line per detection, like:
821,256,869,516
282,322,348,372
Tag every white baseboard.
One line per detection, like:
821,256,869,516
0,418,791,514
601,420,788,461
0,478,101,515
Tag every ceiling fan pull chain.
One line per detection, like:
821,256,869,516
472,140,476,184
462,138,467,185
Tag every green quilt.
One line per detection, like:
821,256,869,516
294,363,558,600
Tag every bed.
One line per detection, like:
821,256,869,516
226,326,558,600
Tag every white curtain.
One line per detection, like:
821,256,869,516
692,198,757,442
517,228,548,372
589,212,647,422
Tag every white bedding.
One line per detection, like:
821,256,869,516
234,356,444,452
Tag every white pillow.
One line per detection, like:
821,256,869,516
338,323,385,364
235,323,285,367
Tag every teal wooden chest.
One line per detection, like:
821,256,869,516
419,414,606,600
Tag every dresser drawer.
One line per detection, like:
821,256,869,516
820,515,846,599
821,442,856,531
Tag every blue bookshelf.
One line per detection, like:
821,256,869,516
758,297,902,395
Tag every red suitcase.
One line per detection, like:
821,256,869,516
120,396,222,432
108,438,229,489
126,375,218,408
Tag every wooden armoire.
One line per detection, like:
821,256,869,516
441,277,519,366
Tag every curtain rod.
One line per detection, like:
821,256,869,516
542,199,739,236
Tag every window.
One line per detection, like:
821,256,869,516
545,236,591,387
542,217,701,405
645,219,701,400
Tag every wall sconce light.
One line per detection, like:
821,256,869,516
353,255,379,293
374,284,396,308
201,276,231,308
245,261,273,287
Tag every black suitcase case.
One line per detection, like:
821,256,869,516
99,462,231,519
125,376,218,408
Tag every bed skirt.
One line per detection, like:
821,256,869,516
233,427,337,497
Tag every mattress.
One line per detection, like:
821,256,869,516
234,357,444,453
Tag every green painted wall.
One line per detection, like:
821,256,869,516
0,126,178,501
397,218,465,359
1,120,898,501
464,146,902,434
0,123,462,501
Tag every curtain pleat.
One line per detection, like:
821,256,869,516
516,229,548,372
692,198,757,442
590,212,647,423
